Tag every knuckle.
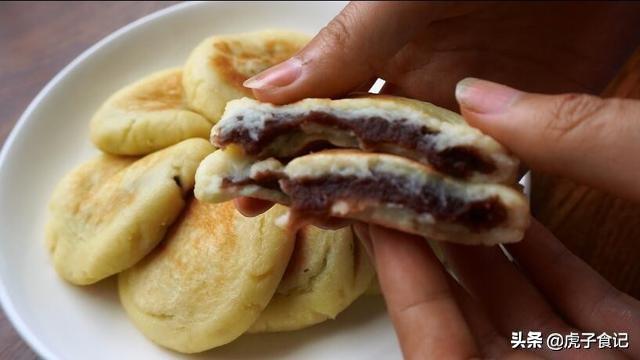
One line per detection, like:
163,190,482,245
546,93,608,138
318,9,355,51
393,289,454,317
314,2,379,72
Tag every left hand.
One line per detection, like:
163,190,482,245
353,77,640,359
355,218,640,359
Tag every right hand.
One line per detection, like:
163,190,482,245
229,2,640,358
355,78,640,359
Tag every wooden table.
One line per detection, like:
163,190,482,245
0,3,176,358
1,2,639,359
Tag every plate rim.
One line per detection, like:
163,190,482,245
0,2,197,358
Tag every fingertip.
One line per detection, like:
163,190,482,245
233,197,274,217
310,217,352,230
454,78,527,146
250,87,299,105
455,78,522,116
243,57,302,90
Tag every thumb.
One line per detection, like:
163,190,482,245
242,2,431,104
455,78,640,201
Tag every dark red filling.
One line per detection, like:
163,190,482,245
222,174,281,191
279,174,507,231
215,111,495,179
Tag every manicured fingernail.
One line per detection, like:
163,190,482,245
455,77,521,114
243,57,302,90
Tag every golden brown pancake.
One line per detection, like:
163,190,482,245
250,226,374,333
182,30,309,121
90,68,211,155
47,138,214,285
118,200,294,353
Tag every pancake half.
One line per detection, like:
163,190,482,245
211,96,518,183
118,201,294,353
47,138,214,285
90,68,211,155
182,30,309,121
195,150,529,245
250,225,374,333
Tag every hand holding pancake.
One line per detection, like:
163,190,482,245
228,81,640,357
229,2,640,358
234,1,640,222
355,79,640,358
194,97,530,245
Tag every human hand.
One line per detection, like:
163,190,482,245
234,52,640,360
355,219,640,359
234,1,640,215
242,2,640,109
230,3,640,357
351,78,640,359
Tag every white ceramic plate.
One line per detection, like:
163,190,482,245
0,2,400,359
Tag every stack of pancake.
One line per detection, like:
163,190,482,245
195,97,529,246
46,30,376,354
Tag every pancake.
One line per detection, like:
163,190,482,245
250,226,374,333
195,146,290,204
195,150,529,245
211,96,518,183
47,138,214,285
90,68,211,155
118,200,294,353
182,30,309,122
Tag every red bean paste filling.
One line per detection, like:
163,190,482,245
215,111,496,179
279,174,507,231
221,174,281,191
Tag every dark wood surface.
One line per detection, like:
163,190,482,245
1,2,639,359
0,2,176,358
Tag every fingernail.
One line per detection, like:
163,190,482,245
455,77,521,114
243,57,302,90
